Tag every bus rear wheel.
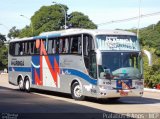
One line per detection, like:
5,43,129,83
24,78,31,92
18,77,24,91
71,82,84,100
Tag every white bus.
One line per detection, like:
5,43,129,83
8,29,152,100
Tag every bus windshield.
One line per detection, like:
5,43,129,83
99,52,142,79
96,35,140,51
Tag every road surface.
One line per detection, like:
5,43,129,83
0,74,160,119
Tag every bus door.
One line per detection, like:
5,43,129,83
83,34,97,79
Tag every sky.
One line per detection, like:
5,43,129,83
0,0,160,36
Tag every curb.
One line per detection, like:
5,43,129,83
0,73,7,75
144,88,160,93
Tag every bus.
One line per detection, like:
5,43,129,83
8,29,152,100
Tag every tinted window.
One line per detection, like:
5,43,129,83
9,40,40,56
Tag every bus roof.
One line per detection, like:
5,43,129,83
9,37,34,42
10,29,136,42
40,28,136,37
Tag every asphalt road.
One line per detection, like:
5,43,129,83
0,74,160,119
0,86,132,119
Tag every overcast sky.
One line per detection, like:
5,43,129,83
0,0,160,35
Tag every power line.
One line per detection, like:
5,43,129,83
97,11,160,26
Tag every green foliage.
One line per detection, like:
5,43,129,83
129,22,160,88
0,33,8,69
8,4,97,37
0,33,6,45
155,21,160,33
0,44,8,70
8,26,20,39
144,55,160,88
19,25,33,38
31,5,68,35
68,12,97,29
140,24,160,88
139,26,160,48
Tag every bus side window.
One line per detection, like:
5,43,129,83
65,38,69,53
59,38,64,53
56,39,60,54
83,35,89,70
59,37,69,54
19,42,23,55
70,35,81,54
53,39,57,54
37,39,46,55
34,40,40,55
83,34,96,78
48,39,53,54
9,42,15,56
24,42,28,55
15,43,20,56
21,42,26,55
83,36,89,56
83,35,94,56
29,41,34,55
48,38,58,54
78,37,82,54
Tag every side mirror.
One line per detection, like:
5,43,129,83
142,50,152,66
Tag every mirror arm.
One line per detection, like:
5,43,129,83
142,50,152,66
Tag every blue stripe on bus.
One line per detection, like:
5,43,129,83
8,67,97,85
9,67,31,72
33,35,46,39
48,33,61,38
33,33,61,39
62,69,97,85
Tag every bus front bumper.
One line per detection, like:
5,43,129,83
97,88,143,98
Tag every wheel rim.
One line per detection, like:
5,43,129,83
19,79,23,89
25,80,30,90
74,85,82,98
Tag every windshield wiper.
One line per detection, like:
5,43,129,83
126,75,141,80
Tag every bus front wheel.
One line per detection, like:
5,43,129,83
71,82,84,100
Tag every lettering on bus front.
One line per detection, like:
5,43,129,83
96,35,140,51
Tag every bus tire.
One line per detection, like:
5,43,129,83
18,77,24,91
24,78,31,92
71,82,84,100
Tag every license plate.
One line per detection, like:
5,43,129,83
116,79,132,90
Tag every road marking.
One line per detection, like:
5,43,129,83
143,103,160,106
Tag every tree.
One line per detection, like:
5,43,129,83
19,25,33,38
128,21,160,88
0,45,8,70
137,22,160,88
31,4,69,35
10,4,97,38
30,5,97,36
8,26,20,39
0,33,8,70
0,33,6,45
68,12,97,29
